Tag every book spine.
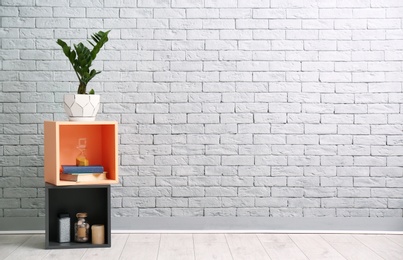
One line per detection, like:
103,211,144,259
62,165,104,174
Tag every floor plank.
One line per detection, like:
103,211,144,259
385,234,403,246
353,234,403,260
4,235,49,260
225,234,270,260
193,233,227,244
258,234,308,260
321,234,383,260
158,234,194,260
120,241,160,260
81,234,129,260
289,234,346,260
126,233,161,243
120,233,161,260
0,235,31,260
193,234,233,260
44,248,87,260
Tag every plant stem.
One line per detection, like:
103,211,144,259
77,81,86,94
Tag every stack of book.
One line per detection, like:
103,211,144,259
60,165,106,182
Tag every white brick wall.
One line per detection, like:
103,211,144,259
1,0,403,219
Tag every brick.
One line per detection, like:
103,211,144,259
0,199,20,209
156,198,189,208
123,198,155,208
172,187,204,197
189,197,221,207
172,145,204,155
370,209,402,217
354,177,386,187
337,167,369,177
304,208,336,217
222,177,253,187
304,166,336,177
0,177,20,188
205,166,237,176
205,187,237,197
123,176,155,186
138,0,169,7
222,156,254,166
203,103,235,113
221,9,251,18
189,156,220,166
355,156,386,166
372,188,403,198
4,209,38,217
155,156,188,166
242,206,273,216
172,124,204,134
239,145,270,155
4,188,36,198
172,208,203,216
112,187,139,197
172,166,204,176
305,187,337,198
238,187,271,197
139,208,171,217
156,177,187,186
255,198,287,207
222,197,254,207
338,188,370,198
288,198,320,208
255,156,288,166
172,0,203,8
321,177,353,187
254,114,286,124
205,208,236,216
255,177,286,187
321,156,354,166
355,198,387,208
272,187,304,197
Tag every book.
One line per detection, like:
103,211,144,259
60,172,107,182
61,165,104,174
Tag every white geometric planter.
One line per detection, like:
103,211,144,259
63,94,100,121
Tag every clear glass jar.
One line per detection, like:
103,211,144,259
75,212,89,242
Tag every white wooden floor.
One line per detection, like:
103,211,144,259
1,233,402,260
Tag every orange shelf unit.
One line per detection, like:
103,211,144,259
44,121,118,186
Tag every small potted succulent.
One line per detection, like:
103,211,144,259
57,30,110,121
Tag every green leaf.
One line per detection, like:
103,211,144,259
89,30,110,60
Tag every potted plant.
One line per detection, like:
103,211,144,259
57,30,110,121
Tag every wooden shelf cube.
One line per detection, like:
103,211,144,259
44,121,118,186
45,184,111,249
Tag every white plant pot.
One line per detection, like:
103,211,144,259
63,94,100,121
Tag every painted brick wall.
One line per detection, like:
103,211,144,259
1,0,403,219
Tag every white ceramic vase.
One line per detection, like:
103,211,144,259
63,94,100,121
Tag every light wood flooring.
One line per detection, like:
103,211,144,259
1,233,402,260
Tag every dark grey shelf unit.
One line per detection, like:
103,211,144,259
45,183,111,249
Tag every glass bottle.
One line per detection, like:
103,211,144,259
75,212,89,242
76,138,89,166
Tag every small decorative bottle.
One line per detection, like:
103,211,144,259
76,138,89,166
75,212,89,242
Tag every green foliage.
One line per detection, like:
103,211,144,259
57,30,110,94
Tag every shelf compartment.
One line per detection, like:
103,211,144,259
44,121,118,186
45,184,111,249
